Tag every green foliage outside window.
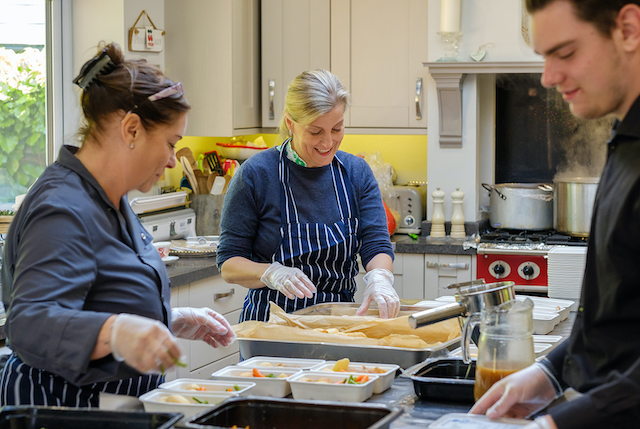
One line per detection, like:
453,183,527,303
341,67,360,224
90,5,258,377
0,47,46,204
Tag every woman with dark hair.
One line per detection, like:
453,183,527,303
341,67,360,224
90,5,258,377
0,42,235,407
217,69,399,323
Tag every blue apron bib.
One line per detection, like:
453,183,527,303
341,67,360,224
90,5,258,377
239,143,361,322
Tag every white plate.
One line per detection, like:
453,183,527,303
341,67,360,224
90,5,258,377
312,361,399,394
210,366,302,397
162,256,179,265
139,389,233,422
158,378,255,396
237,356,326,371
288,371,378,403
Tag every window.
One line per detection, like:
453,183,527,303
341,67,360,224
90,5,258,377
0,0,47,211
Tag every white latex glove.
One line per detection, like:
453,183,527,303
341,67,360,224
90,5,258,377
356,268,400,319
171,307,236,348
470,362,561,419
110,313,182,374
260,261,316,300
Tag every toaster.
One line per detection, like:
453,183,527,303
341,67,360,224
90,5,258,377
393,186,423,234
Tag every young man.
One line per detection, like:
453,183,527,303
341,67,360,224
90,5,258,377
470,1,640,428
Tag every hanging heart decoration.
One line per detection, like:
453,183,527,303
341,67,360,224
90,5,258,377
470,49,486,62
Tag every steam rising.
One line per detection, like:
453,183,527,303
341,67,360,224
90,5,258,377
547,88,615,181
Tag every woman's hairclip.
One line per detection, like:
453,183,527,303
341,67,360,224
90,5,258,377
148,82,184,102
73,50,116,91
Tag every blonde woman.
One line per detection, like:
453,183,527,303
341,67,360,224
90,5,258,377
218,69,399,322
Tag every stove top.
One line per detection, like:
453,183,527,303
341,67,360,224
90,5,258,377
479,229,588,246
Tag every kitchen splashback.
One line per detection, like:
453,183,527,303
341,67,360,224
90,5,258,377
495,73,614,184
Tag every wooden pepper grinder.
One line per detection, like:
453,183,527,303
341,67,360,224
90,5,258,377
450,188,466,238
430,188,446,237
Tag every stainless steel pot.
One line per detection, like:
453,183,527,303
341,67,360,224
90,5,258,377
553,177,599,237
482,183,554,230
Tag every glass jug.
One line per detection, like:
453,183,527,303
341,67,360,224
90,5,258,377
461,298,535,401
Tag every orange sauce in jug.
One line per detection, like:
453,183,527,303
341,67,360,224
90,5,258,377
474,364,521,401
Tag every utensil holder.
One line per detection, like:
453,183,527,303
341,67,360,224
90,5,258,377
191,194,225,236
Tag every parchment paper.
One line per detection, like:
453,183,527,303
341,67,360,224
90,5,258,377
233,302,461,349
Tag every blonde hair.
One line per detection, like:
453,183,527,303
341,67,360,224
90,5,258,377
277,69,350,143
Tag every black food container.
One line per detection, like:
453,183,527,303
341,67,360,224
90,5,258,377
185,396,402,429
407,357,476,403
0,406,182,429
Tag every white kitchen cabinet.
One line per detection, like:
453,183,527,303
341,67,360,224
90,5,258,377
166,276,247,381
261,0,331,128
164,0,260,136
331,0,428,130
424,254,476,299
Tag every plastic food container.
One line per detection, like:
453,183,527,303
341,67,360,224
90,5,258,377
184,396,402,429
313,361,399,394
139,389,233,423
0,406,182,429
532,311,561,334
287,371,378,403
406,358,476,403
450,342,553,359
158,378,255,396
237,356,326,370
215,142,267,160
210,365,302,397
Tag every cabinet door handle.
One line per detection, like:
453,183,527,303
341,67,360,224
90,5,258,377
268,79,276,120
415,78,423,120
426,262,468,270
214,288,235,301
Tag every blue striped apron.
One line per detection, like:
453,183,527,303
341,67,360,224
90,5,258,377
240,144,361,322
0,353,162,407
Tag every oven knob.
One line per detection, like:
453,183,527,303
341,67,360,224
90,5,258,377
517,262,540,280
404,215,416,227
488,260,511,279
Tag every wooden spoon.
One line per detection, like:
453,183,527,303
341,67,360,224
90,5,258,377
180,156,199,194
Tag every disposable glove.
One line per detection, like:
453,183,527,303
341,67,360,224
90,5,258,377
260,261,316,300
470,362,562,419
110,313,182,374
172,307,236,348
356,268,400,319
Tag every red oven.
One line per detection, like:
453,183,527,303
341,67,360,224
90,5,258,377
477,245,550,293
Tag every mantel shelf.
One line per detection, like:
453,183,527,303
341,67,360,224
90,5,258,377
424,61,544,74
424,62,545,148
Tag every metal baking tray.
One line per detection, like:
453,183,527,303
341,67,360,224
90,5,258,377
184,396,402,429
238,304,460,369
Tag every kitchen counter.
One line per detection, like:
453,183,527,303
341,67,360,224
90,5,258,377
165,256,219,288
392,234,477,255
165,235,478,288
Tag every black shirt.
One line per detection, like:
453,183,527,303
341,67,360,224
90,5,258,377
547,97,640,428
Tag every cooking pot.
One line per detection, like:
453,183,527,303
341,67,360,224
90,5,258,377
482,183,553,230
553,177,599,237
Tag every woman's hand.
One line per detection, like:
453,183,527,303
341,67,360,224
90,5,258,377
470,362,560,419
356,268,400,319
110,313,182,374
260,261,317,299
171,307,236,348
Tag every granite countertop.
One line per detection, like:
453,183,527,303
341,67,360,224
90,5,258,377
391,234,478,255
165,256,219,288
